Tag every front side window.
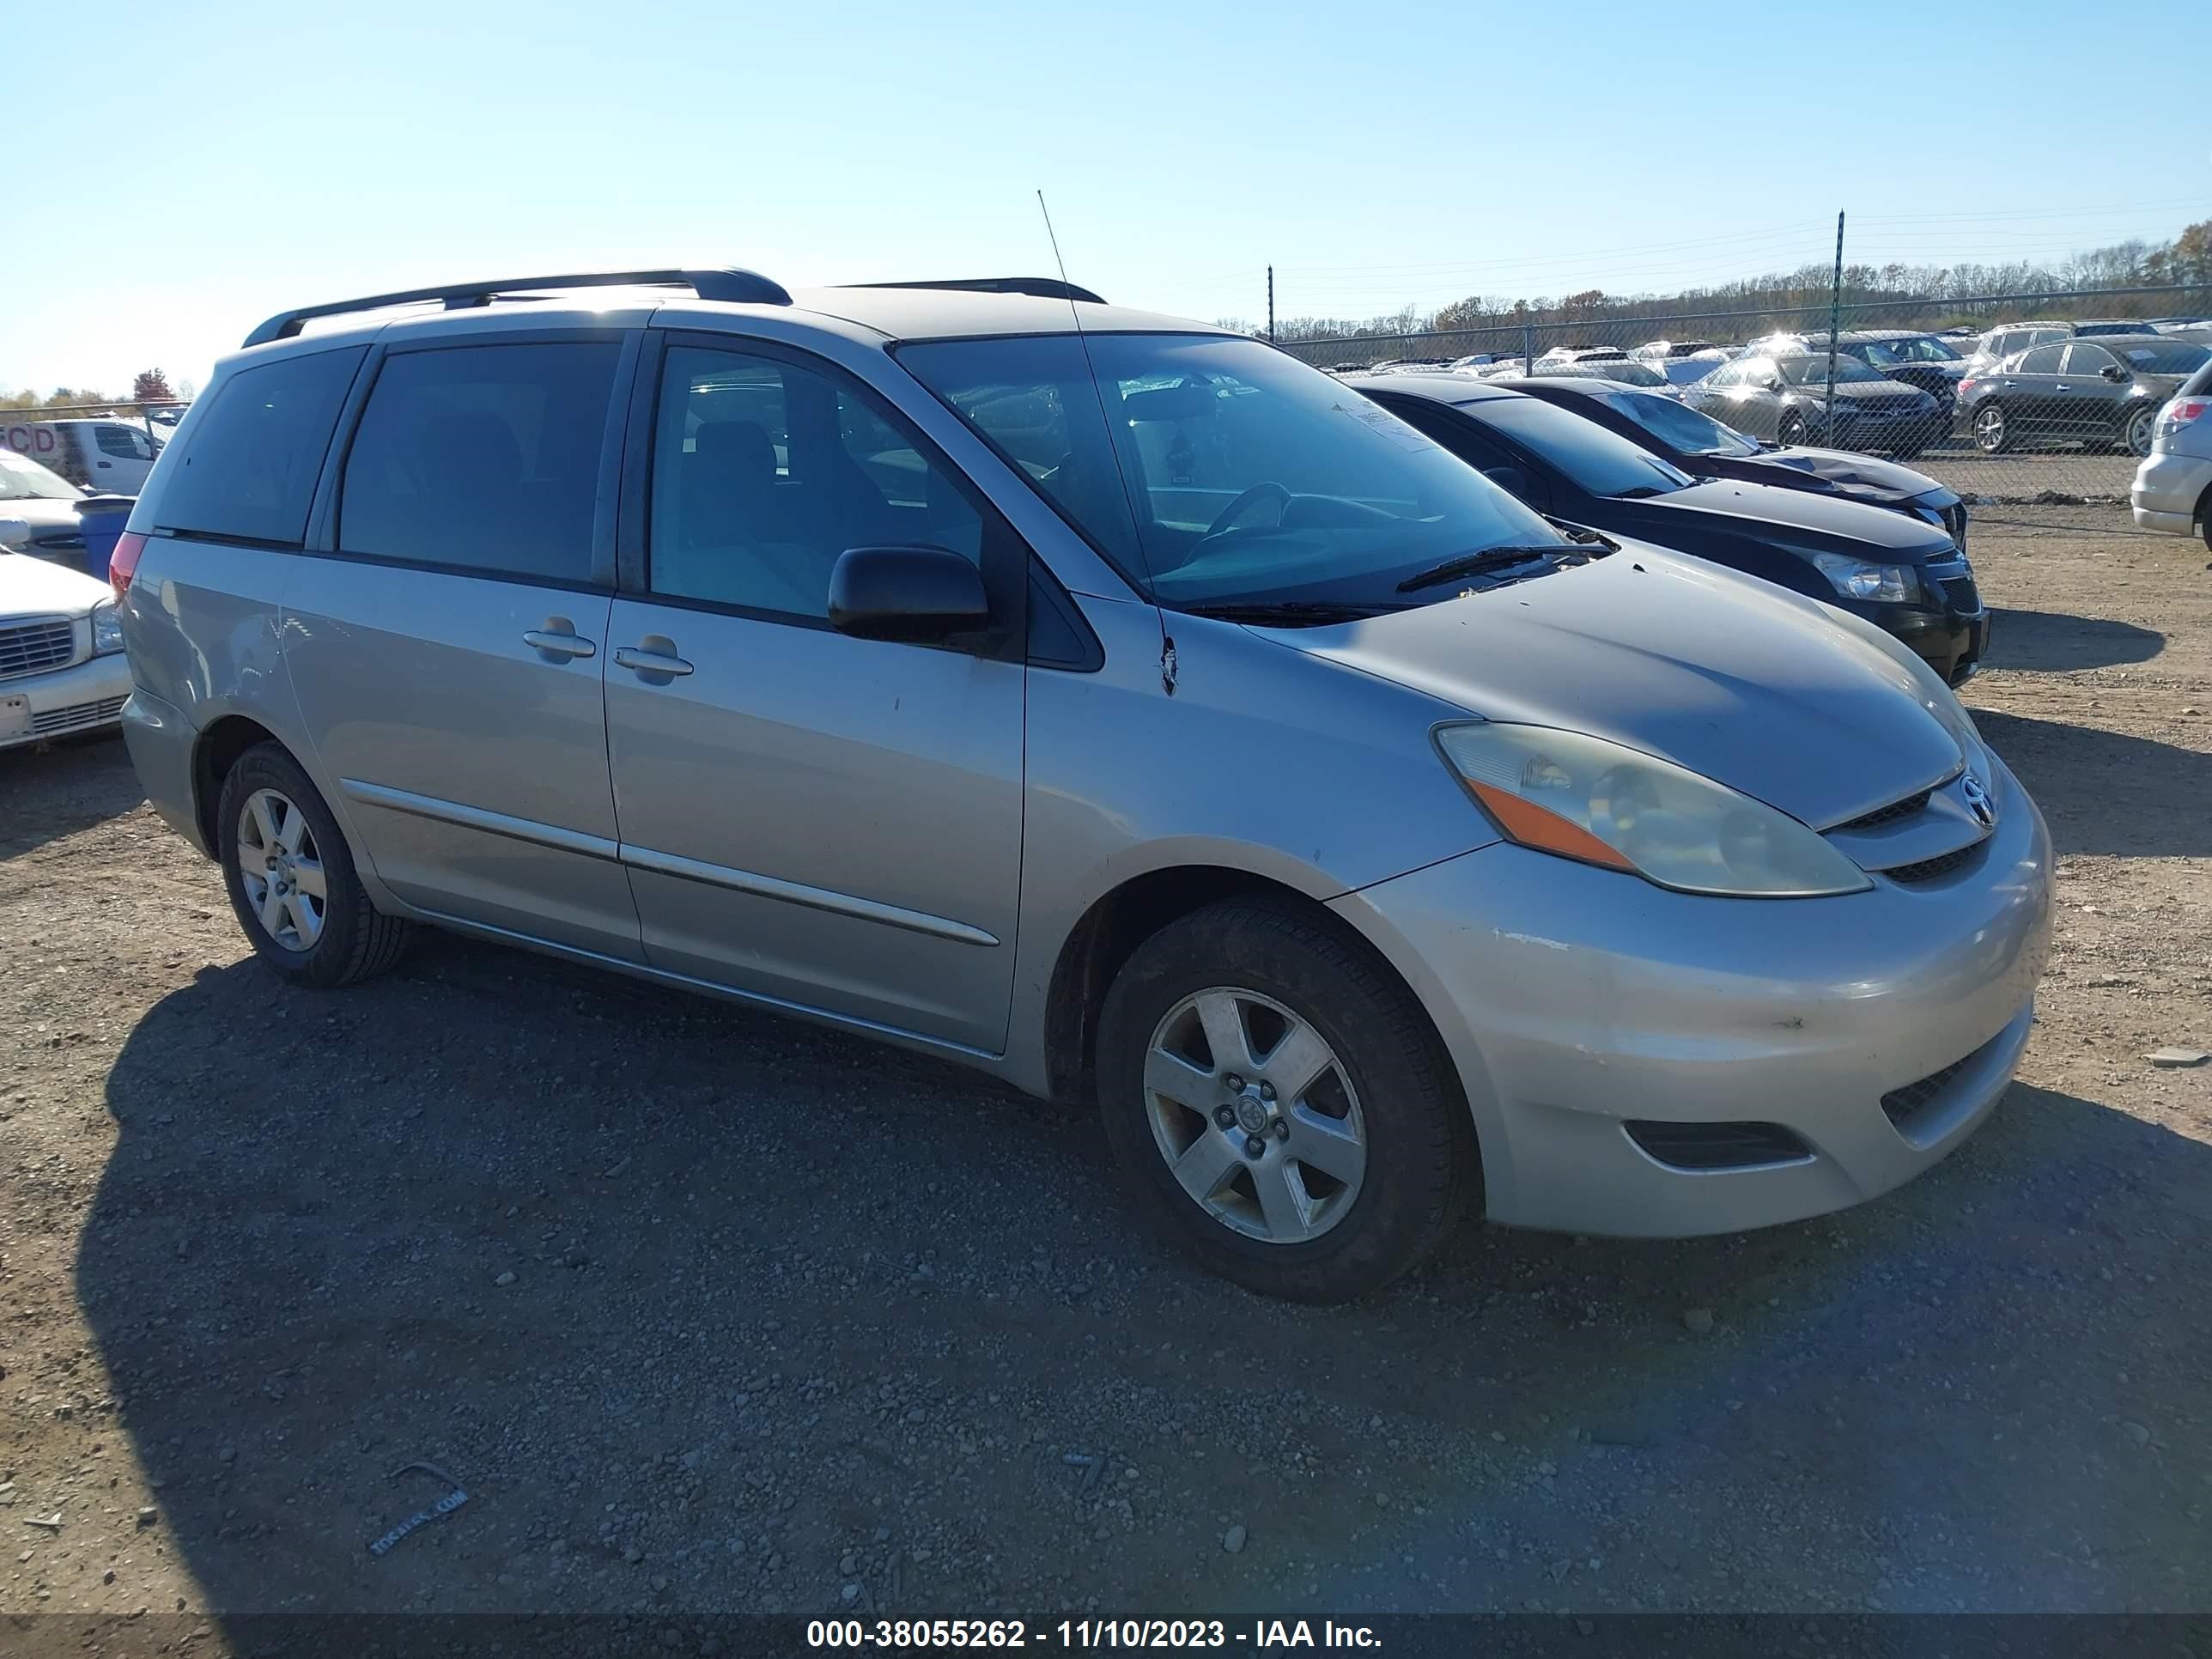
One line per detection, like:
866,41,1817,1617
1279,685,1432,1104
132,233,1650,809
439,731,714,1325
95,424,155,459
899,331,1565,610
338,341,619,583
155,345,366,545
649,345,981,619
0,448,82,501
2062,343,2118,376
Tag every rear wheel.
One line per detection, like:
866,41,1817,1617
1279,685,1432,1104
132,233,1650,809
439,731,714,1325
1972,403,2012,454
2121,404,2157,459
1096,896,1473,1303
217,743,413,988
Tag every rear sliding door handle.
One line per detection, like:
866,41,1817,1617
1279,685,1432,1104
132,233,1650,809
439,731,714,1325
614,642,695,679
524,628,597,660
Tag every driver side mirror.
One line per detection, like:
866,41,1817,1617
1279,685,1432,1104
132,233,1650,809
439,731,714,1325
828,545,990,644
2100,365,2130,383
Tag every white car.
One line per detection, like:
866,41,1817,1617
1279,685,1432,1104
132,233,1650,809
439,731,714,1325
0,543,133,750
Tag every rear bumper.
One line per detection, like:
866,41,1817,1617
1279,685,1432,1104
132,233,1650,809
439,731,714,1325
2130,452,2210,533
0,651,131,750
119,684,207,854
1330,756,2053,1238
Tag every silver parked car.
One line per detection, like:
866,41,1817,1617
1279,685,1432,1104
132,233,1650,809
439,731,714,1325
113,269,2054,1302
2130,357,2212,545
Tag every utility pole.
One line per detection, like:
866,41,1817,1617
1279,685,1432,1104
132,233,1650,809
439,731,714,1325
1823,210,1845,444
1267,265,1275,343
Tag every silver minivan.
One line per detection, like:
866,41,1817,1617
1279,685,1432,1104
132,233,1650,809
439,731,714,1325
113,270,2053,1301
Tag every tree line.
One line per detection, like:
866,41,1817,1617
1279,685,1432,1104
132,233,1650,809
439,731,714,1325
1224,220,2212,346
3,370,185,411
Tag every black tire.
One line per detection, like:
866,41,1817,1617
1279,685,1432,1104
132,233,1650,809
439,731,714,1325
2120,404,2156,459
1971,402,2012,455
216,741,412,988
1095,896,1474,1303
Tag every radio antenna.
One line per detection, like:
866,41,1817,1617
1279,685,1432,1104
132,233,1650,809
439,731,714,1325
1035,190,1175,692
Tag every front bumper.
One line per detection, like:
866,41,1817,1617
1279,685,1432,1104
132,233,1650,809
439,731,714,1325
2129,451,2211,535
0,650,131,751
1331,756,2053,1238
1831,595,1987,686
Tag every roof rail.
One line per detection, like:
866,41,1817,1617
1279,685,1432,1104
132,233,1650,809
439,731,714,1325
240,267,793,349
845,276,1108,305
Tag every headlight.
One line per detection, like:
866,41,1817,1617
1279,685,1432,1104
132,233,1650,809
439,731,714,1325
92,599,125,655
1435,723,1872,898
1811,553,1921,604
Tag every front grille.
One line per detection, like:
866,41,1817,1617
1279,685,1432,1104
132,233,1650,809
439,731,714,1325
28,695,126,737
1832,787,1934,832
1938,574,1981,612
1943,504,1968,547
0,619,77,680
1626,1120,1813,1170
1883,842,1980,884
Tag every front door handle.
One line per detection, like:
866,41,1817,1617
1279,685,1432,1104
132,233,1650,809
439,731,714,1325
614,641,695,680
524,618,597,662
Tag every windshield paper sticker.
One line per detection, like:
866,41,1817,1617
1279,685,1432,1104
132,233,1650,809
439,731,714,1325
1335,399,1437,453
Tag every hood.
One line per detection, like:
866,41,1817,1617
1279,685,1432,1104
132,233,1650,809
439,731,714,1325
0,496,93,538
0,550,108,618
1279,547,1966,827
1705,445,1953,507
1815,379,1930,406
1630,477,1954,558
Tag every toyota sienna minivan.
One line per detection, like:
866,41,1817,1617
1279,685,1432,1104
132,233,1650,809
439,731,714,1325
112,269,2053,1302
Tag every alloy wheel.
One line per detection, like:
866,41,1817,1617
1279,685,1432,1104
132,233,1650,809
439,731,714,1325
1973,406,2007,453
1141,987,1366,1244
2124,407,2155,459
236,787,328,951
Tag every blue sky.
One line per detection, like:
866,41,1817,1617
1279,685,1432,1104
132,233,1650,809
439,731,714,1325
9,0,2209,396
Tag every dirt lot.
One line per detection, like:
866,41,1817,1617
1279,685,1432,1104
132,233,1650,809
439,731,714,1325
2,510,2208,1644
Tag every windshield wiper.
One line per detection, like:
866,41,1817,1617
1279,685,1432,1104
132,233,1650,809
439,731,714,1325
1179,599,1410,626
1394,544,1578,593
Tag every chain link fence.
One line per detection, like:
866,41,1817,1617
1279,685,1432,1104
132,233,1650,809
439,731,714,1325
1271,286,2212,516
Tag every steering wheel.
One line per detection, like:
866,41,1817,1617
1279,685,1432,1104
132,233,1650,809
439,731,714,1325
1203,481,1291,540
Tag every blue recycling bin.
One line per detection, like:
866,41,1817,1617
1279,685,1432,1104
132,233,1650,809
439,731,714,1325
75,496,133,580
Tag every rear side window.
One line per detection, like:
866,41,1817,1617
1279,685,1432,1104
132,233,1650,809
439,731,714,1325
2016,345,2066,374
155,346,365,545
339,341,620,583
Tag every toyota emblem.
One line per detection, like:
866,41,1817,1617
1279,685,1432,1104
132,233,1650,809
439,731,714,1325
1961,773,1995,829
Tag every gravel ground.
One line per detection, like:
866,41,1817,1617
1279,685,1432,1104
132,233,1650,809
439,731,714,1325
2,512,2208,1642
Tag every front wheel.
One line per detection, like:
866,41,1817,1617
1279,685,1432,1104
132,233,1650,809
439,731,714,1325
1778,414,1809,447
1096,897,1473,1303
2121,404,2157,459
1972,403,2012,454
217,742,413,988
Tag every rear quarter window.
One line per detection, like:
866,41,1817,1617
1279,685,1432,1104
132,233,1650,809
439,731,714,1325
154,346,367,545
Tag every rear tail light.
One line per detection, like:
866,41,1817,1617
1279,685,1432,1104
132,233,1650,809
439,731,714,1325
109,531,147,605
1957,377,1978,395
2164,398,2209,428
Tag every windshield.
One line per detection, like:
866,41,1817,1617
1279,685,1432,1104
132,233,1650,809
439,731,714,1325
1777,356,1888,386
0,449,84,501
1856,336,1960,366
2112,341,2210,376
1459,396,1698,497
1598,390,1760,457
898,332,1568,610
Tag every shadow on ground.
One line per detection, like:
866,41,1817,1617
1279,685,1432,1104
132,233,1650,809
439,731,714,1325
1976,709,2212,857
1984,609,2163,673
0,734,142,857
76,935,2212,1625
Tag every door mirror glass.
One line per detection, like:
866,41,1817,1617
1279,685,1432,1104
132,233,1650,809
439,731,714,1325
2101,364,2130,383
828,545,990,643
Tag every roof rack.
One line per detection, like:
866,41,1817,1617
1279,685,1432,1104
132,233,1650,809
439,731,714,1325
240,267,793,349
844,276,1108,305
